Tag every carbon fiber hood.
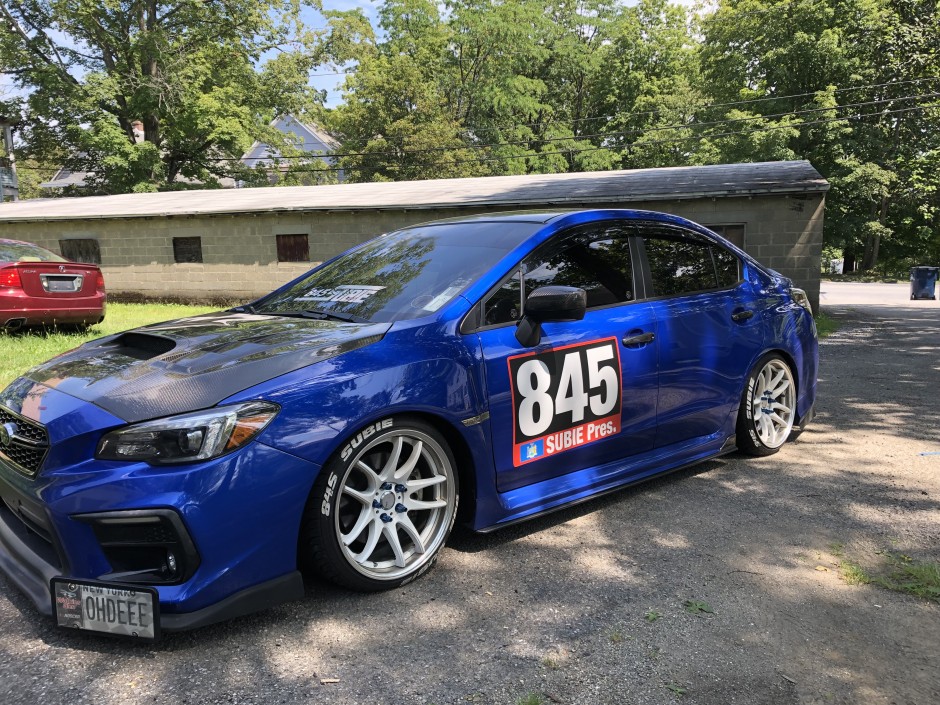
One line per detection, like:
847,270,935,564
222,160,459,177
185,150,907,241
20,312,391,423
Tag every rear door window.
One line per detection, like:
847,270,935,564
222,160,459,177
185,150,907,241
640,224,740,297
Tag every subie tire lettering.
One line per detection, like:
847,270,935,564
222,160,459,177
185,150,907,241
508,337,622,466
340,419,394,461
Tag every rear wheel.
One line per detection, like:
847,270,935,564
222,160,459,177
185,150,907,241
736,354,796,456
301,417,458,591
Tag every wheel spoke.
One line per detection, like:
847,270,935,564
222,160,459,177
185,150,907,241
408,475,446,491
772,402,791,414
383,524,407,568
759,415,773,441
353,521,382,564
406,497,447,511
769,378,791,399
380,436,404,480
342,485,372,505
357,460,381,488
397,513,427,555
393,440,424,481
341,508,374,546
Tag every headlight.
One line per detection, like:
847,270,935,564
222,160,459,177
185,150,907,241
789,287,812,315
96,401,279,465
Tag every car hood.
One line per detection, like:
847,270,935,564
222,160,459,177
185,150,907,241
19,312,391,423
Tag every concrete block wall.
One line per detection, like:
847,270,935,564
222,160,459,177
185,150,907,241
0,194,823,310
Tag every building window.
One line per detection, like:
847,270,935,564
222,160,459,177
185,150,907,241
173,237,203,263
59,239,101,264
705,224,745,248
276,234,309,262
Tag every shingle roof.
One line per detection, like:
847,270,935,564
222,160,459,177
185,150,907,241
0,161,827,223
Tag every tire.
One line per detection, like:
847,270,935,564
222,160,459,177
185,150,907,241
736,354,797,456
300,416,458,591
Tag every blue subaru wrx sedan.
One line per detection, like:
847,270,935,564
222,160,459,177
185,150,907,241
0,210,817,639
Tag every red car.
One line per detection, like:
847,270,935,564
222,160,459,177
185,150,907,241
0,239,106,330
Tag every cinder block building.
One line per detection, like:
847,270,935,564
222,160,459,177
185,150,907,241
0,161,828,310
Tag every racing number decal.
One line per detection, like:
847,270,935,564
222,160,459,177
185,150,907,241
508,337,622,466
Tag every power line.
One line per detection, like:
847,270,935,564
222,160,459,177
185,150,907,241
221,90,939,162
223,103,938,175
16,100,935,176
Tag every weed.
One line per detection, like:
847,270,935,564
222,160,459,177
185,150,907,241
683,599,714,615
836,548,940,602
664,682,688,697
516,694,544,705
644,610,662,623
875,554,940,601
829,541,845,557
540,656,560,670
838,560,871,586
609,631,624,644
814,312,839,338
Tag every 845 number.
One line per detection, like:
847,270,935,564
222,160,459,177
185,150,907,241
509,338,622,442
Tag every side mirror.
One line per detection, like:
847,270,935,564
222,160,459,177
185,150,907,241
515,286,587,347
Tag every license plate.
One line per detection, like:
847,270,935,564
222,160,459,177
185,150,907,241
51,578,160,640
42,276,81,292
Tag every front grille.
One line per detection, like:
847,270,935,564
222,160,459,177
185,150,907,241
0,406,50,476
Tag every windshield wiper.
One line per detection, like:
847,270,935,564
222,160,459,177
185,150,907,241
300,308,371,323
230,304,256,314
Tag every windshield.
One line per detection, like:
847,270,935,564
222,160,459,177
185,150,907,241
254,222,539,323
0,241,67,263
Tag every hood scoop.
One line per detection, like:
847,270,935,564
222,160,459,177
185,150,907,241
23,313,391,422
105,333,177,361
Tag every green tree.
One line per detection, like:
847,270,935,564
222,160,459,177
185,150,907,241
700,0,940,272
0,0,326,194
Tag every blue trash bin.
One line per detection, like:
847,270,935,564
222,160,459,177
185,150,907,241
910,266,939,300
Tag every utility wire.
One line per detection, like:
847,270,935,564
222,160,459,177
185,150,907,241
223,90,940,162
216,103,939,175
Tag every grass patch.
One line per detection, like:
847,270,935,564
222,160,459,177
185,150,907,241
836,548,940,601
838,559,871,586
516,694,544,705
683,599,714,615
874,554,940,601
814,312,840,338
0,302,220,389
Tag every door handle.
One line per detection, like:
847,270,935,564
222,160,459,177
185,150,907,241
731,309,754,322
622,331,655,346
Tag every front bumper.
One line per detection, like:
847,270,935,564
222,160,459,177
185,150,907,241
0,387,321,632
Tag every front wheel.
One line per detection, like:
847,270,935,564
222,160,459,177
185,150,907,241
301,417,458,591
736,354,797,456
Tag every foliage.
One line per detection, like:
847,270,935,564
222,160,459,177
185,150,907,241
3,1,938,272
0,0,333,193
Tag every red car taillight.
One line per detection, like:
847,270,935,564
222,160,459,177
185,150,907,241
95,271,105,291
0,268,22,288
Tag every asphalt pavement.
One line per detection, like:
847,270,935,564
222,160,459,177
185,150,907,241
1,281,938,705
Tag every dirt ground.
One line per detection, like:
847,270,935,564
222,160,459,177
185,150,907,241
1,281,938,705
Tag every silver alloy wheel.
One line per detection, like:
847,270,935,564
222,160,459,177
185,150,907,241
750,359,796,449
334,429,455,581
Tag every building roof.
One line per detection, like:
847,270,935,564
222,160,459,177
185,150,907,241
0,161,828,223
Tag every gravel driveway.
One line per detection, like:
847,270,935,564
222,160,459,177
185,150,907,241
2,282,938,705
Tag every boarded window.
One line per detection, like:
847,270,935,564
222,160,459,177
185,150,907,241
276,234,309,262
59,239,101,264
173,237,203,263
705,224,745,248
